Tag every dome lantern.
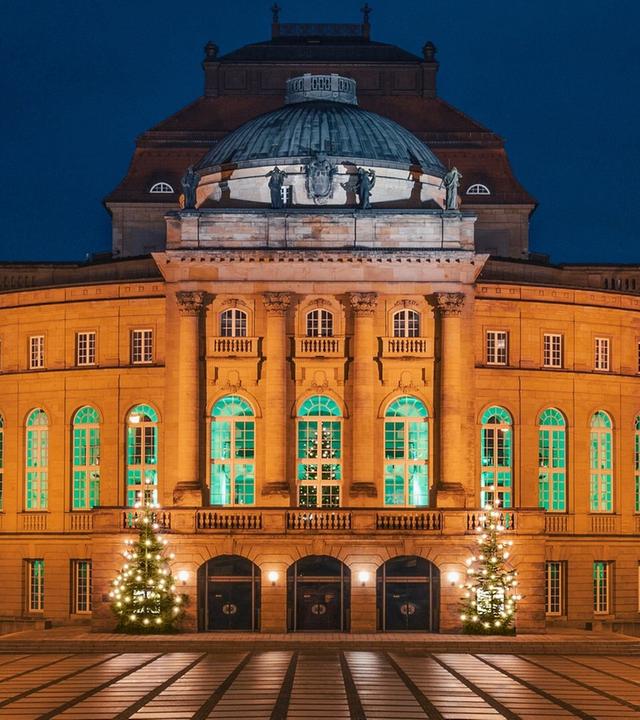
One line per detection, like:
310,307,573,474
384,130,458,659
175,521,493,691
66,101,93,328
285,74,358,106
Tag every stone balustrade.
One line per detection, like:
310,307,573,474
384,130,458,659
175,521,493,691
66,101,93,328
295,336,345,358
380,336,431,358
208,336,259,357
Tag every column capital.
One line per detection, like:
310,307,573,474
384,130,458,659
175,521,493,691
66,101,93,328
176,290,208,316
434,291,465,317
263,292,292,316
349,292,378,316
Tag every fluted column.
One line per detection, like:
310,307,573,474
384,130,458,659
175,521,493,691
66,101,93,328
173,290,207,505
349,292,378,499
434,292,466,507
263,292,291,497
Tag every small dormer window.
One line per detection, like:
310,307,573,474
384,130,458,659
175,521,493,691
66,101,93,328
466,183,491,196
149,182,174,194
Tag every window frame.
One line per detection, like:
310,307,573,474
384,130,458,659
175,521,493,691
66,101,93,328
485,330,508,366
305,308,334,338
126,405,158,507
480,406,513,508
590,411,613,513
593,561,612,615
75,331,96,367
72,406,101,510
545,560,566,616
392,309,420,338
220,308,248,338
635,415,640,514
149,182,174,194
71,559,92,614
594,336,610,372
25,409,48,511
131,329,154,365
0,415,4,511
538,408,567,512
29,335,45,370
25,559,44,612
466,183,491,196
543,333,563,368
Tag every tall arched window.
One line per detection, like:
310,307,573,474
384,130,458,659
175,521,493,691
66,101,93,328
590,411,613,512
306,309,333,337
126,405,158,507
297,395,342,508
210,396,255,506
384,396,429,506
538,408,566,511
393,309,420,338
72,406,101,510
220,309,247,337
26,409,48,510
635,415,640,513
0,415,4,511
480,406,512,508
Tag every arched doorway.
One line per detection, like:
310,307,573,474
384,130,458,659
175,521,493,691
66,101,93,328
197,555,260,631
287,555,350,632
377,556,440,632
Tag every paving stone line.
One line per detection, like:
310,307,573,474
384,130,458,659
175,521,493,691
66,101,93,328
519,654,640,713
269,651,298,720
563,655,640,689
114,652,207,720
34,653,161,720
430,654,527,720
0,653,115,707
189,652,253,720
384,652,445,720
286,652,350,720
338,651,366,720
0,654,28,668
0,655,70,685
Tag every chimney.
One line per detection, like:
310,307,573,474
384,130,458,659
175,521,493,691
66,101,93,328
202,41,220,97
421,41,439,98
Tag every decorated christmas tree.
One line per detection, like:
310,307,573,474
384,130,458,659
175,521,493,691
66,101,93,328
460,504,521,635
110,502,186,633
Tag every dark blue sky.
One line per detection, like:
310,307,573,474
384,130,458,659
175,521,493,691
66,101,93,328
1,0,638,264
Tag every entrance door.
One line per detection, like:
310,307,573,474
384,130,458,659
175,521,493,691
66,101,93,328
198,555,260,631
377,556,439,632
288,556,350,631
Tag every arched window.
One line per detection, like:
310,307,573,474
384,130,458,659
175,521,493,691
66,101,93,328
393,309,420,338
26,409,48,510
126,405,158,507
72,406,101,510
480,406,512,508
384,396,429,506
306,309,334,337
149,182,174,194
466,183,491,195
210,396,255,506
0,416,4,511
538,408,566,511
590,411,613,512
635,415,640,513
220,308,247,337
297,395,342,508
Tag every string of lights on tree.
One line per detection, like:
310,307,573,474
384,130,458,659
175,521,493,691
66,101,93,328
459,486,522,635
110,501,185,633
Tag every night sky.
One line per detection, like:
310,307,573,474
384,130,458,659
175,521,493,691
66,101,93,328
2,0,638,264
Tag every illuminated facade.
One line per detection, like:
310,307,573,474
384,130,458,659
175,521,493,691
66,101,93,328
0,18,639,634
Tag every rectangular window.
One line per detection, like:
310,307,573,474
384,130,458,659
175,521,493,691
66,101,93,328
29,335,45,369
594,337,610,371
545,561,565,616
593,561,611,614
71,560,92,614
131,329,153,364
26,559,44,612
76,331,96,366
486,330,508,365
543,333,563,368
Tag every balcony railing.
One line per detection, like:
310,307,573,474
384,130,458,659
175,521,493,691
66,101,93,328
466,511,516,532
65,512,94,532
377,511,441,531
121,510,172,531
590,514,619,534
380,336,431,358
295,336,345,358
286,510,352,531
544,514,573,534
20,513,48,532
209,337,259,357
196,510,263,531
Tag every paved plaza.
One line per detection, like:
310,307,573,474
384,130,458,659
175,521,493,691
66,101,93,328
0,649,638,719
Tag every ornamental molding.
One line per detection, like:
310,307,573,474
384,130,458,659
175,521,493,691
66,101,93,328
263,292,292,315
175,290,208,316
434,292,465,317
219,297,250,310
391,299,419,309
350,292,378,316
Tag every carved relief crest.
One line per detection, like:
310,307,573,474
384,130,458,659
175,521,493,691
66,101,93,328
304,152,337,204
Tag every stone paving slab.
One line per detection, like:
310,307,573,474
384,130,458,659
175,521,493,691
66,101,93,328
0,650,638,719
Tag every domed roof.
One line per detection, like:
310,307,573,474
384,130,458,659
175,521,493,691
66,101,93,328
197,75,444,175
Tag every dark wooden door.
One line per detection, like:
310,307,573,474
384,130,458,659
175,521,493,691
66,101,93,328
296,582,341,631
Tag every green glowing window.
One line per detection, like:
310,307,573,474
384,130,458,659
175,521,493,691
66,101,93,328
72,406,101,510
383,396,429,507
480,406,512,509
210,396,255,505
26,409,48,510
126,404,158,507
538,408,566,512
590,411,613,512
297,395,342,507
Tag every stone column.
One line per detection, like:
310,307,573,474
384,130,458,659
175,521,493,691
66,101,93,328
262,292,291,497
349,292,378,500
173,290,207,506
434,292,467,507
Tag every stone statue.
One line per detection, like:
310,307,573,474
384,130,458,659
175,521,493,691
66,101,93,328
266,166,287,208
356,167,376,209
180,165,199,209
439,166,462,210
